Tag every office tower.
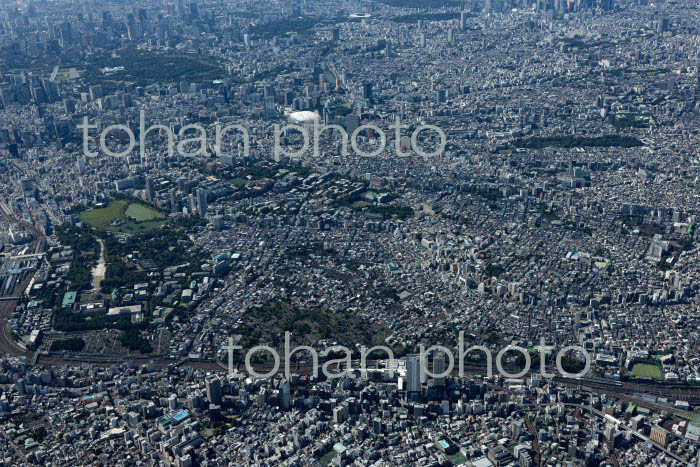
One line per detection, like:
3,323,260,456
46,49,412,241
264,96,275,119
331,27,340,41
419,33,426,48
433,352,446,386
447,28,454,43
102,11,114,27
178,177,188,193
208,404,221,421
205,375,222,405
63,98,76,114
436,89,446,103
601,0,615,10
59,22,73,45
280,379,290,410
284,91,295,106
146,178,156,203
460,12,467,30
31,86,46,105
77,156,86,174
190,2,199,20
362,82,373,103
197,188,208,216
650,426,669,447
188,193,196,215
169,189,177,212
138,8,148,26
89,85,103,101
485,0,503,11
346,114,360,134
407,356,422,393
126,13,138,39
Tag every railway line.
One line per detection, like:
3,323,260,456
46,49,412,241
2,200,700,412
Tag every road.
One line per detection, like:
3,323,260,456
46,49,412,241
91,238,106,290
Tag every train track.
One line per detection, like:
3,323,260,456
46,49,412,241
2,201,700,411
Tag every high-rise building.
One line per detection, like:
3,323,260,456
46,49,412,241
362,82,373,103
197,188,208,217
205,375,222,405
102,11,114,27
280,379,290,410
433,352,446,386
436,89,447,104
407,356,422,393
63,98,76,114
146,178,156,203
650,426,669,447
346,114,360,134
77,156,86,174
485,0,503,12
176,0,186,18
188,193,196,215
59,23,73,45
178,177,188,193
601,0,615,11
169,188,177,212
264,96,276,119
89,85,103,101
189,2,199,20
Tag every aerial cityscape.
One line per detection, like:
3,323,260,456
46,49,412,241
1,0,700,465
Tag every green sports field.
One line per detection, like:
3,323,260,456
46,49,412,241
631,363,663,380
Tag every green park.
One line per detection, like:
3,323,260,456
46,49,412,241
79,200,167,233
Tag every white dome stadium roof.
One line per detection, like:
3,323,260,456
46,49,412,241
289,111,320,123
